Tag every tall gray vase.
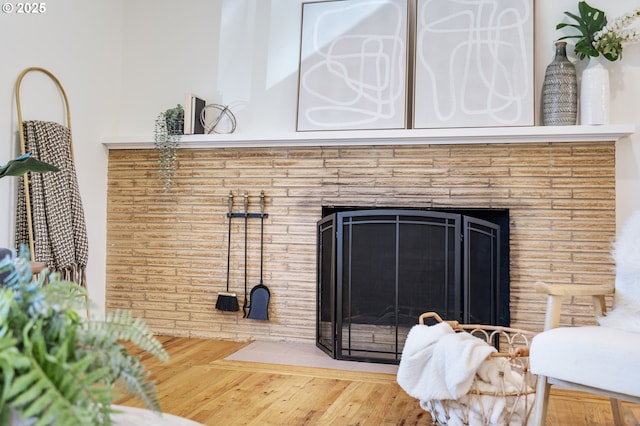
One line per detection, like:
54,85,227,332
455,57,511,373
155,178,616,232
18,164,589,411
541,41,577,126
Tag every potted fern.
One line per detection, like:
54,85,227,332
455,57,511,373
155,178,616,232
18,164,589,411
0,248,169,425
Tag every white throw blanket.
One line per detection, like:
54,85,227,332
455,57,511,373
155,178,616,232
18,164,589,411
398,322,534,425
397,322,496,401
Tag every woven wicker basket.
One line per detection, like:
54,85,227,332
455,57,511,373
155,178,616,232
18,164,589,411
418,312,537,426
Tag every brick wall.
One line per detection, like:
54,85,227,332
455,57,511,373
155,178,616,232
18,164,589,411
106,141,616,342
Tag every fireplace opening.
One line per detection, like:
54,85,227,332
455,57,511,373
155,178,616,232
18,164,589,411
317,207,509,364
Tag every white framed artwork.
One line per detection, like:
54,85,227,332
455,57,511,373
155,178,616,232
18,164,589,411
297,0,408,132
413,0,534,128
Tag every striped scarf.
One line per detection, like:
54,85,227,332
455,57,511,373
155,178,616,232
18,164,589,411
15,120,89,286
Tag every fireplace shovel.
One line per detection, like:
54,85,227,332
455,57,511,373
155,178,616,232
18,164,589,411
216,191,240,312
248,191,270,320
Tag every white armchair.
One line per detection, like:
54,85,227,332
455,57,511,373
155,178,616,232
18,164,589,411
530,211,640,425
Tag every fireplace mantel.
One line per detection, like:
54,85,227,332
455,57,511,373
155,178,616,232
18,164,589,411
102,124,635,150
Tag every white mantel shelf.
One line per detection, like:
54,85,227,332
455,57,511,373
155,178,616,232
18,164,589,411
102,124,635,150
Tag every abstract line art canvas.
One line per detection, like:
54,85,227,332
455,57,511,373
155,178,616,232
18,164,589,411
413,0,534,128
297,0,408,131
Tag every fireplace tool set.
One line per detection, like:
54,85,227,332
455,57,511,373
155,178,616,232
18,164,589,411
215,190,271,320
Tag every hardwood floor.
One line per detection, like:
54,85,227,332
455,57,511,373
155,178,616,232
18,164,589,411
116,337,639,425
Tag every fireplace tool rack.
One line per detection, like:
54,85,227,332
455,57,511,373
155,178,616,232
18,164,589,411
224,191,269,318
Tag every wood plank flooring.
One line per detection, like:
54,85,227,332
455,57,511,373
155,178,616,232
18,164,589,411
116,336,639,425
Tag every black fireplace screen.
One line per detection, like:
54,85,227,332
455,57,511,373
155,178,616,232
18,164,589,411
317,209,508,364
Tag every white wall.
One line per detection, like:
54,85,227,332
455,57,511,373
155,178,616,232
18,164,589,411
117,0,640,219
1,0,638,313
118,0,304,136
0,0,123,315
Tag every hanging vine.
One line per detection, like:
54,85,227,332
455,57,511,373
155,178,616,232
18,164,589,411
154,104,184,192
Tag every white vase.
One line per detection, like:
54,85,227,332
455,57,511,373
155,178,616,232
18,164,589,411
580,55,610,125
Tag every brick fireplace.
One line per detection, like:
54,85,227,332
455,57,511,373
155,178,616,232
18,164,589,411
105,140,617,342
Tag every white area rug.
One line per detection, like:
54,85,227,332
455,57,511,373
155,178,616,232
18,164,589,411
225,340,398,375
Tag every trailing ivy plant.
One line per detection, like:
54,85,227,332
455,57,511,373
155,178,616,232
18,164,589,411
0,248,169,425
154,104,184,192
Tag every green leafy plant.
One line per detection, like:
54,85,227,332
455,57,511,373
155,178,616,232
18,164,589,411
0,248,168,425
557,1,608,60
0,153,59,179
154,104,184,192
